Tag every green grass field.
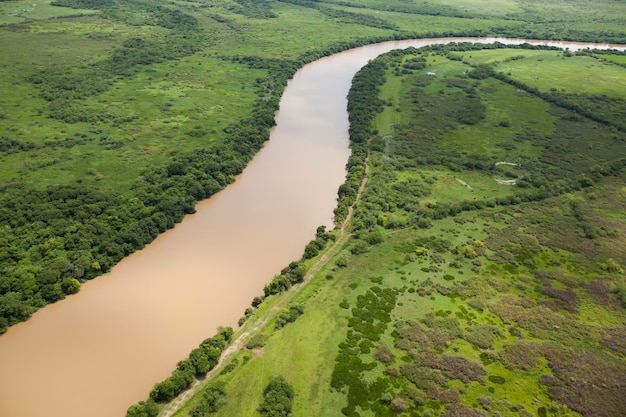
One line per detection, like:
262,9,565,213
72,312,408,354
0,0,98,25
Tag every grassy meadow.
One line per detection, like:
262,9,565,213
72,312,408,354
163,45,626,417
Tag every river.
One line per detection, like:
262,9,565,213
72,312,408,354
0,38,623,417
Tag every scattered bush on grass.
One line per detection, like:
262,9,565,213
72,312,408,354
487,375,506,384
421,314,464,340
246,333,267,350
487,295,570,340
465,324,502,349
275,305,304,329
442,402,486,417
373,344,394,363
499,341,543,370
539,285,579,313
602,327,626,354
542,350,626,417
612,284,626,309
335,255,349,268
191,382,227,417
467,299,486,312
330,288,396,412
438,355,486,384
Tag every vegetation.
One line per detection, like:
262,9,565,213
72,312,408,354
190,382,227,417
1,0,625,336
1,0,625,416
164,44,626,417
149,327,232,403
258,376,295,417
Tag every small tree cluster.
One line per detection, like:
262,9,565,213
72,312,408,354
263,261,307,296
191,382,227,417
275,305,304,329
258,376,295,417
146,327,233,404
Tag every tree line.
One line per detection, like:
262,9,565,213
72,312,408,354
126,327,233,416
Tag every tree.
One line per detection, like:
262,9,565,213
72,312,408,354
258,376,294,417
61,278,81,295
189,348,211,376
125,400,158,417
191,382,227,416
461,245,477,259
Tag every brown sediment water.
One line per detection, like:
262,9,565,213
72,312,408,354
0,38,623,417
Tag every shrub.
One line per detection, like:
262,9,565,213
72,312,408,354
275,305,304,329
500,341,543,371
350,240,370,255
125,400,158,417
462,245,478,258
335,255,349,268
488,375,506,384
465,324,502,349
374,344,395,363
438,355,486,384
191,382,227,416
258,376,295,417
612,285,626,308
247,334,267,349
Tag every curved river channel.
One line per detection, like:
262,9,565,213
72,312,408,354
0,38,624,417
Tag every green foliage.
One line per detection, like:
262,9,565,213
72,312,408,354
125,399,158,417
163,42,625,417
246,333,268,349
191,382,227,417
330,287,396,411
143,327,232,404
258,376,295,417
602,258,625,274
275,305,304,329
468,64,495,79
465,324,502,349
263,261,307,296
2,1,626,414
232,0,277,19
461,245,478,259
612,285,626,308
278,0,397,29
51,0,114,9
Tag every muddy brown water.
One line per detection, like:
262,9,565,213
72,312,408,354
0,38,623,417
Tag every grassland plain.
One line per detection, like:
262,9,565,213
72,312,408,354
160,45,626,417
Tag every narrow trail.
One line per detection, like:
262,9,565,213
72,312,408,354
158,143,371,417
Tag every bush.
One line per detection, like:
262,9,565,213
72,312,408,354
613,285,626,308
275,305,304,329
258,376,295,417
191,382,227,416
465,324,502,349
247,334,267,349
350,240,370,255
125,400,158,417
